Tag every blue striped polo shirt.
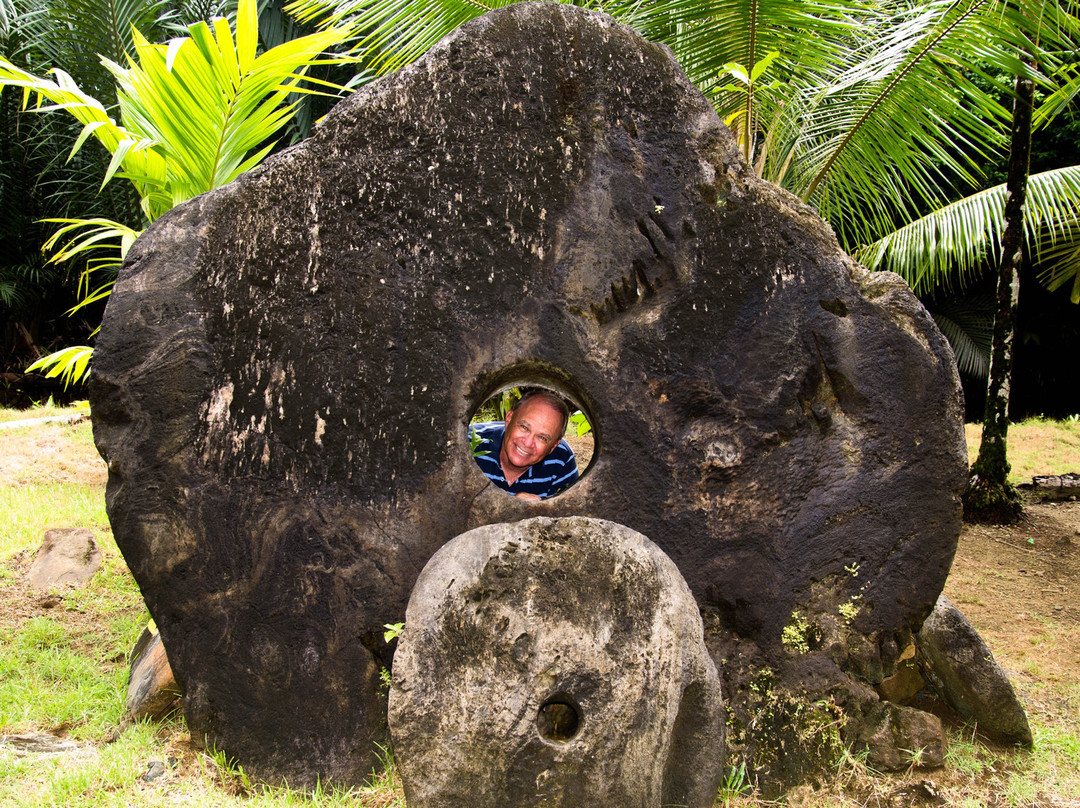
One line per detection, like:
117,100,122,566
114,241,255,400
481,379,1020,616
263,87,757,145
470,421,579,499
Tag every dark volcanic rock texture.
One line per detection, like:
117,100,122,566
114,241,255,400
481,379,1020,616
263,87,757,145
90,2,967,787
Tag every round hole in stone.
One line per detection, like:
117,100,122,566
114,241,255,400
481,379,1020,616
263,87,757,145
467,379,596,499
536,698,581,743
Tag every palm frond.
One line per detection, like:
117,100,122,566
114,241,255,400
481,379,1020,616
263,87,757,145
1035,64,1080,128
856,165,1080,296
925,289,995,378
787,0,1057,248
1036,237,1080,303
26,344,94,387
288,0,521,77
17,0,178,102
626,0,860,102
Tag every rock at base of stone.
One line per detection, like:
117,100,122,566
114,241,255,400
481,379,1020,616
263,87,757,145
126,626,181,722
389,516,725,808
876,644,927,705
26,528,102,592
917,595,1032,746
856,703,945,772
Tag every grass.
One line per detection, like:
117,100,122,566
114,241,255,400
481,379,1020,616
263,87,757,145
966,415,1080,484
0,399,89,425
0,405,406,806
1,404,1078,806
0,484,109,561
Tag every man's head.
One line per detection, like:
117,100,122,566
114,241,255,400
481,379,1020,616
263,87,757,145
498,391,570,477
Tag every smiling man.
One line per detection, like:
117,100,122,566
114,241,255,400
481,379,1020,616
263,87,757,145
471,390,579,500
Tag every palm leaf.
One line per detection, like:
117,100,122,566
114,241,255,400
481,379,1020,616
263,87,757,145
101,0,354,217
14,0,176,103
856,166,1080,297
1035,65,1080,127
1037,237,1080,303
789,0,1048,247
26,345,95,387
926,290,995,378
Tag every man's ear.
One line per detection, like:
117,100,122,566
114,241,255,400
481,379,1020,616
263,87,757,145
504,408,515,427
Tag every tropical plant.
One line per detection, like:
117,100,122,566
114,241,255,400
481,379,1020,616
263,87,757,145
0,0,355,385
852,7,1078,522
290,0,1079,322
292,0,1070,243
856,166,1080,302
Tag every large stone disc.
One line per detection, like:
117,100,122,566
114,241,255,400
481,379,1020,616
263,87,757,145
90,1,967,786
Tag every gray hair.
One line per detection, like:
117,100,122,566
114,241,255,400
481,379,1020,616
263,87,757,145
516,389,571,437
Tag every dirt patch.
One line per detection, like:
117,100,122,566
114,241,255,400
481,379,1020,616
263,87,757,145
563,430,595,470
0,419,106,487
945,499,1080,712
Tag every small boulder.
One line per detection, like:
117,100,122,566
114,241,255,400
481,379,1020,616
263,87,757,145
389,516,725,808
917,595,1032,746
876,644,926,705
125,626,181,722
857,703,945,771
26,528,101,592
0,732,82,756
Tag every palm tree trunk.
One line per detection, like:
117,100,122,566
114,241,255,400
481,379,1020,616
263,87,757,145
962,66,1034,524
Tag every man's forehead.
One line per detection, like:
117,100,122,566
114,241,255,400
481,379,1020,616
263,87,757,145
512,399,561,427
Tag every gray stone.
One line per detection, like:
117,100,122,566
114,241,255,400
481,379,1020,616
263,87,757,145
917,595,1032,746
88,2,967,788
388,516,724,808
857,703,945,771
0,732,85,757
140,759,168,782
26,528,101,592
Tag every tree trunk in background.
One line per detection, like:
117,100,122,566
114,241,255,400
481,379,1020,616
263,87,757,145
962,67,1034,524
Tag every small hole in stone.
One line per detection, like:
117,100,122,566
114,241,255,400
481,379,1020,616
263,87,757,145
468,385,594,500
537,699,581,743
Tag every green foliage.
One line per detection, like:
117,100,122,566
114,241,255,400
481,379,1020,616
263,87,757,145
858,166,1080,302
0,0,353,220
569,410,592,437
471,388,521,423
725,669,849,791
837,598,860,623
781,611,813,655
717,760,752,804
468,425,485,458
0,0,355,384
0,482,107,559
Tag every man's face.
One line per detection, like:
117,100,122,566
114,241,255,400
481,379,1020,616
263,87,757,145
499,398,563,475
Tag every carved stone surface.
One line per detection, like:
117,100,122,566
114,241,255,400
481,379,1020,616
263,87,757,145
89,2,967,787
27,528,101,592
388,516,724,808
918,595,1032,746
